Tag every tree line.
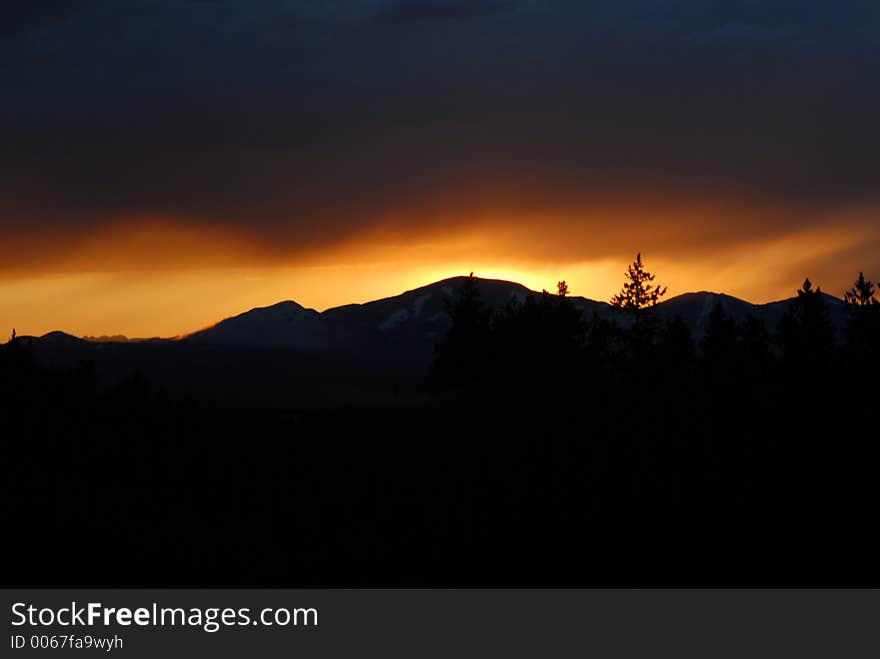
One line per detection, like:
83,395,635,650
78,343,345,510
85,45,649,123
430,254,879,397
1,254,878,586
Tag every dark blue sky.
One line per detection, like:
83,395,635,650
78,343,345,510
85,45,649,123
2,1,879,276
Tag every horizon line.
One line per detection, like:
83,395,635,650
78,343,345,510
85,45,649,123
10,274,843,343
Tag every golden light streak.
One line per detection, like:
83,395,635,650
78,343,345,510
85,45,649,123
0,207,877,338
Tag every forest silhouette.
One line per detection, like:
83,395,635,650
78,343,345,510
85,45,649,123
2,257,878,586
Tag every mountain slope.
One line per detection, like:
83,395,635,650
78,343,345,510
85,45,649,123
17,277,850,405
187,300,328,349
656,290,847,339
185,277,539,356
183,277,847,352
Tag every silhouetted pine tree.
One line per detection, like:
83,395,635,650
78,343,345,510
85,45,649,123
777,277,836,380
701,300,737,362
582,311,619,369
610,253,667,316
844,272,877,308
610,253,666,355
490,289,584,398
429,274,492,390
698,299,739,395
661,315,694,364
737,314,772,386
738,314,771,362
842,271,879,377
656,315,695,411
700,303,773,405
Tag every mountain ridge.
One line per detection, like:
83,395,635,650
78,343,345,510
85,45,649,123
183,276,846,349
12,277,848,406
21,275,846,345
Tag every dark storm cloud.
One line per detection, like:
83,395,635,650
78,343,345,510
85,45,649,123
375,1,517,23
1,0,879,268
0,1,93,38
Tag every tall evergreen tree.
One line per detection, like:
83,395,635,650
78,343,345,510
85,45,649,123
430,274,492,389
446,274,487,336
737,314,771,372
661,315,694,365
699,300,739,391
777,277,835,375
610,253,667,314
843,272,877,308
842,271,879,370
700,300,737,363
610,253,667,350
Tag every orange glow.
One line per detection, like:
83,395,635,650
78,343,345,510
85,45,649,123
1,205,877,339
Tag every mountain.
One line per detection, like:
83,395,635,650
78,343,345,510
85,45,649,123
186,276,614,356
184,277,847,351
187,300,327,350
185,277,532,367
25,277,850,361
655,290,847,339
17,277,848,404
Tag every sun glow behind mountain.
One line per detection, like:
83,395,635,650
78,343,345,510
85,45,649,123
4,1,880,339
1,261,609,339
1,207,875,338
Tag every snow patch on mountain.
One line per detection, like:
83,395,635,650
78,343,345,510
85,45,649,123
379,308,410,331
412,293,431,317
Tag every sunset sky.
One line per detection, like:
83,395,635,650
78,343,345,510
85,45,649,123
2,1,879,337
